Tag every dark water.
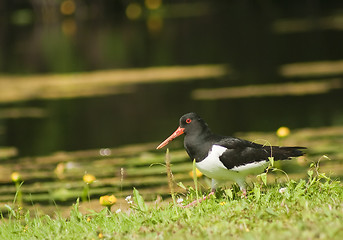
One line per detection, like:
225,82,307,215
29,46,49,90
2,81,343,157
1,1,343,157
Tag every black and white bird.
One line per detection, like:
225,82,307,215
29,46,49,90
156,112,306,196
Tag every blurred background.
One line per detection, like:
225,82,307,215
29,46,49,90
0,0,343,210
1,0,343,156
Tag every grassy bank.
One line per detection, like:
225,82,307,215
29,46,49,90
1,161,342,240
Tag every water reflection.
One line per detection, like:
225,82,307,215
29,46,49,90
1,78,343,157
0,64,228,103
192,79,343,99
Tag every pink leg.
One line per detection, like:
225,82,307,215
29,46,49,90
237,179,247,198
179,191,215,208
241,189,247,198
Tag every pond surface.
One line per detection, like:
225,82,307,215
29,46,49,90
1,78,342,157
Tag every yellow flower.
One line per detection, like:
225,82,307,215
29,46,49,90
11,172,21,182
219,201,226,206
99,195,117,206
276,126,290,138
189,168,203,178
83,174,96,184
98,232,104,239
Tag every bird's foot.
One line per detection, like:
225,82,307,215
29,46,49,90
241,189,247,199
179,191,215,208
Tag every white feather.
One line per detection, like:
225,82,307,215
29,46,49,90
195,144,269,190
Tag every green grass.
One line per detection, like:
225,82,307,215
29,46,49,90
1,162,343,240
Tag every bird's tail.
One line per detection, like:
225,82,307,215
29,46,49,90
264,146,306,160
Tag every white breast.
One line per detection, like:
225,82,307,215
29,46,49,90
195,145,231,180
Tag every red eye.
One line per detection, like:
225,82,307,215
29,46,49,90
186,118,192,124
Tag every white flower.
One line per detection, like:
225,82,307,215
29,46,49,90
125,195,133,204
177,198,184,204
279,187,287,194
115,209,122,213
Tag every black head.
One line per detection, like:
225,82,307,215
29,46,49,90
156,112,210,149
179,112,209,135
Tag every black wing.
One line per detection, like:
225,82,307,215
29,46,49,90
215,136,306,170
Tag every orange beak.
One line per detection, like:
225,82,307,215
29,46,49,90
156,127,185,149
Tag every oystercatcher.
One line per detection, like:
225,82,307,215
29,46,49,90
156,112,306,197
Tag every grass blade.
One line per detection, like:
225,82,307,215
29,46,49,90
165,148,176,206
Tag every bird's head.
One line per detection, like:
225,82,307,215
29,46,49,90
156,112,208,149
